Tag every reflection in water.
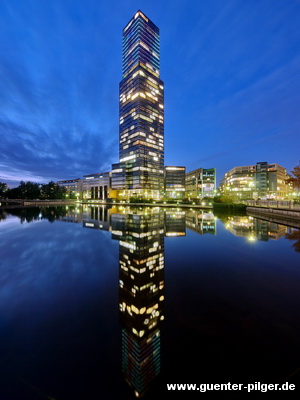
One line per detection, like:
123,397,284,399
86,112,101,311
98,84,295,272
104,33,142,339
0,206,71,223
164,211,186,236
46,206,300,396
185,210,216,235
80,206,187,396
112,211,165,398
286,229,300,252
1,205,300,398
223,215,287,242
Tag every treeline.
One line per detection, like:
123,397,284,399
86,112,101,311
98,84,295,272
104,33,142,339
0,180,75,200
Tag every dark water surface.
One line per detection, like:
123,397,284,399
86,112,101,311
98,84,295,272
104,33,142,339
0,205,300,399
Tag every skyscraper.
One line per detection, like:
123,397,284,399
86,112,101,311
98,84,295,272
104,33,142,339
112,10,164,200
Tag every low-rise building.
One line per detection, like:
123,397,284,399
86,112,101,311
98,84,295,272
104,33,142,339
220,162,292,199
82,172,112,200
186,168,216,199
56,178,82,195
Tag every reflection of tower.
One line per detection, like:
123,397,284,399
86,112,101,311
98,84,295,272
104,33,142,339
111,209,165,397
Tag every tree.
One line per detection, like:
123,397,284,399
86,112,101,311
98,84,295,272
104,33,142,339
6,186,22,199
5,181,40,199
213,194,236,203
19,181,41,199
286,166,300,189
0,182,8,197
40,181,67,199
4,180,68,200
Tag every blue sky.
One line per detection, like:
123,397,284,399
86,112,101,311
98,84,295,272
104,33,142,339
1,0,299,187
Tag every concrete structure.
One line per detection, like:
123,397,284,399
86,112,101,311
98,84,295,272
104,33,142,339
56,178,82,195
164,166,185,199
111,10,164,200
220,162,292,200
82,172,112,200
186,168,216,199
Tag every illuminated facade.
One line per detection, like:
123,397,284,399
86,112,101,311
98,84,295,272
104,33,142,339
220,162,292,199
56,178,82,194
186,168,216,199
82,172,111,200
164,166,186,198
111,210,165,397
111,10,164,200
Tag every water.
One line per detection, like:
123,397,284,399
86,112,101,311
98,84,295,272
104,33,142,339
0,205,299,399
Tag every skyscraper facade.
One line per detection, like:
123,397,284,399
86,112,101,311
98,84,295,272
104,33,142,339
112,10,164,200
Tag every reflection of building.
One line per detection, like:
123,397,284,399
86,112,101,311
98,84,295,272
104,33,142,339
164,167,186,199
82,205,111,231
58,207,83,223
185,210,217,235
164,211,186,236
225,216,287,241
220,162,292,200
111,11,164,200
255,219,287,241
186,168,216,199
111,210,165,397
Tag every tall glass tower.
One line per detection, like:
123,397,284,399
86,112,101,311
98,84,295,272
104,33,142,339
112,10,164,200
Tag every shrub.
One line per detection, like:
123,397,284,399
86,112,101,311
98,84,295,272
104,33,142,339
213,202,247,215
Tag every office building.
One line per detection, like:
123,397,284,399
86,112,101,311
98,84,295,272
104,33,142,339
111,10,164,200
186,168,216,199
164,166,186,198
220,162,292,199
56,178,82,194
82,172,112,200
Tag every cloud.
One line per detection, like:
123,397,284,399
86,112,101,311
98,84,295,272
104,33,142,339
0,0,121,184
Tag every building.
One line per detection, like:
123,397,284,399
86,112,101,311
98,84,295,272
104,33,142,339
56,178,82,195
164,166,185,198
220,162,292,199
82,172,112,200
186,168,216,199
111,10,164,200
